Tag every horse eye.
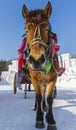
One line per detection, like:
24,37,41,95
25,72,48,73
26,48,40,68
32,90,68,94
26,30,28,34
39,55,45,63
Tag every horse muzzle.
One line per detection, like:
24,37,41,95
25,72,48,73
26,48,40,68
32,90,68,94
28,54,46,71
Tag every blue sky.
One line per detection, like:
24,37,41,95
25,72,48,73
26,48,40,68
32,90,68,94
0,0,76,60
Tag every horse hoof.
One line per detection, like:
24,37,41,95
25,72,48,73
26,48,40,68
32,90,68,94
35,121,45,129
47,124,57,130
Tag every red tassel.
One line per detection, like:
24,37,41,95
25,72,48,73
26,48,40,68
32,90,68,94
18,38,26,54
58,67,65,76
61,67,65,72
55,45,60,52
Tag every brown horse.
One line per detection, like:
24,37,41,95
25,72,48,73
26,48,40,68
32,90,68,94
22,1,59,130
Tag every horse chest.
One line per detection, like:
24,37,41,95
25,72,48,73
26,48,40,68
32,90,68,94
37,72,50,86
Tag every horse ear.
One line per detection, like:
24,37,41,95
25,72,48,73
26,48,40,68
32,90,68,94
22,4,29,20
44,1,52,19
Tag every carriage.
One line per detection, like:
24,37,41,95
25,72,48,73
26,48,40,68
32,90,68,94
13,37,31,98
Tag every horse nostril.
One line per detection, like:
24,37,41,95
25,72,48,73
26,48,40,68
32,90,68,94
29,55,34,64
39,54,45,64
29,55,45,69
29,55,39,68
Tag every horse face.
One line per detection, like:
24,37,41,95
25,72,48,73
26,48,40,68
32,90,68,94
25,23,49,70
22,2,52,70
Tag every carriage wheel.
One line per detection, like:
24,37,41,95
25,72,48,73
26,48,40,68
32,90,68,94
14,83,17,94
13,73,17,94
24,83,27,98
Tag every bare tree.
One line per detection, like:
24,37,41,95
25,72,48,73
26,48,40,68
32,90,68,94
0,60,12,75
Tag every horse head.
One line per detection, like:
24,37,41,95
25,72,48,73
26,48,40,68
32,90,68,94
22,2,52,71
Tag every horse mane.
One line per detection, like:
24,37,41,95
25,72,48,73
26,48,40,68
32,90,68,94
26,9,48,24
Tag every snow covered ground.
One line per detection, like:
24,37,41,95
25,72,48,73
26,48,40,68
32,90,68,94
0,81,76,130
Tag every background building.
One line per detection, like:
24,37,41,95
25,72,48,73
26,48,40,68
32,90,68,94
1,53,76,88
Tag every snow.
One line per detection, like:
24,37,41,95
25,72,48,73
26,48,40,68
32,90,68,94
0,81,13,91
0,81,76,130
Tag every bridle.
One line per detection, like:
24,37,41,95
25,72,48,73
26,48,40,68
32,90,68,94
26,21,49,51
25,21,60,74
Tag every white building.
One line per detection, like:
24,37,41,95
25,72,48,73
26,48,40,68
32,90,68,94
8,60,18,72
1,53,76,88
1,60,18,85
71,58,76,67
61,53,71,69
70,58,76,74
56,53,76,87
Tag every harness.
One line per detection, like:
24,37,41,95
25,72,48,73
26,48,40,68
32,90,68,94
18,21,65,76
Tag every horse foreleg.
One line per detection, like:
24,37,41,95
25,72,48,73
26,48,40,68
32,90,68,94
46,96,57,130
34,95,46,111
46,82,57,130
35,94,44,128
30,77,44,128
